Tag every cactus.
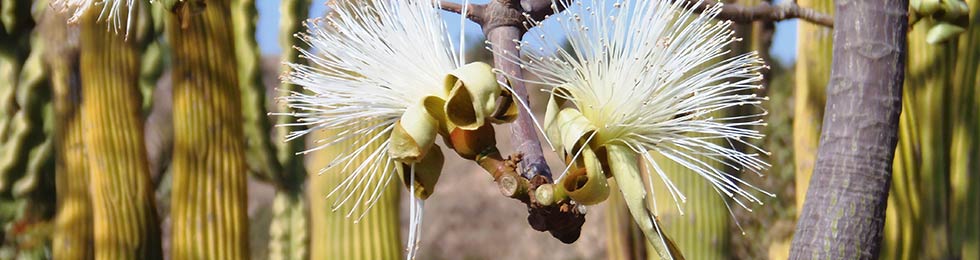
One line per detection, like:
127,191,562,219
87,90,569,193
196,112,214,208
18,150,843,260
307,127,401,260
884,1,979,259
52,66,91,260
46,4,90,258
78,8,163,259
275,0,310,181
166,0,250,258
792,0,833,210
605,179,648,260
947,2,979,258
231,0,280,183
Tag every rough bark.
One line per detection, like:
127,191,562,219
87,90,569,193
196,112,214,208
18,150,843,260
789,0,908,258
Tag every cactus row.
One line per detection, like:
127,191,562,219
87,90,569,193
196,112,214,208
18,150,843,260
884,0,979,258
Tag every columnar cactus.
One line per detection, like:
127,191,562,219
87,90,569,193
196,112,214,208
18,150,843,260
166,0,250,258
307,127,401,260
78,8,162,259
883,1,978,259
792,0,833,210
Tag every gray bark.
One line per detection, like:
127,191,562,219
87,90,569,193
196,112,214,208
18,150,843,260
789,0,908,259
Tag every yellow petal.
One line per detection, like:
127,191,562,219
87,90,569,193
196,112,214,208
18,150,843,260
396,145,445,200
555,108,597,156
560,145,610,205
389,103,438,163
444,62,500,130
488,88,519,124
607,143,684,259
422,96,454,136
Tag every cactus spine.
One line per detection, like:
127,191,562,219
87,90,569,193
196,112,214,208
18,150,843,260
166,0,250,258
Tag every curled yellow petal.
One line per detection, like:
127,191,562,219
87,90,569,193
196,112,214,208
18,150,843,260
607,143,683,259
544,86,575,150
555,108,598,156
422,96,453,136
444,62,500,130
397,145,445,200
389,103,438,163
488,89,519,124
560,145,610,205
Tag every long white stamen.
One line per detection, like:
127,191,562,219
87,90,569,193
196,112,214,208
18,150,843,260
279,0,461,220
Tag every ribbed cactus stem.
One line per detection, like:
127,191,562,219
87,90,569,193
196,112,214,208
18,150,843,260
792,0,833,209
167,0,250,258
647,151,729,260
605,179,648,260
78,10,162,259
231,0,281,182
49,9,88,257
268,191,307,260
948,2,979,257
53,97,92,260
276,0,311,180
308,128,401,260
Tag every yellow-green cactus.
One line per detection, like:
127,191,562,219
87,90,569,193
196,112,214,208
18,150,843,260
793,0,833,210
78,9,162,259
884,1,978,259
308,127,401,260
166,0,250,258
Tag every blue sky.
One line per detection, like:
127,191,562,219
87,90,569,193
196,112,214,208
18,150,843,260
256,0,798,66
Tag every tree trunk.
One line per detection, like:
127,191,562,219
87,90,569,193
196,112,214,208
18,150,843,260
789,0,908,259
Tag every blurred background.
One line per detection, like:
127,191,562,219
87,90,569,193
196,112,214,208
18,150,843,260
0,0,977,259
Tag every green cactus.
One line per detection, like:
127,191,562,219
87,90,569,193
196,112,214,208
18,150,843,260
46,5,90,258
166,0,250,258
231,0,280,183
275,0,311,182
884,1,979,259
78,8,163,259
307,127,402,260
792,0,833,210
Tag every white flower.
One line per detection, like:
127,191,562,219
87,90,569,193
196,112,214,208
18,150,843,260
494,0,772,257
53,0,137,34
280,1,472,259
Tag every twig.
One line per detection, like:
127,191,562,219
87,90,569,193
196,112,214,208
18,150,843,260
688,0,834,28
439,0,834,28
